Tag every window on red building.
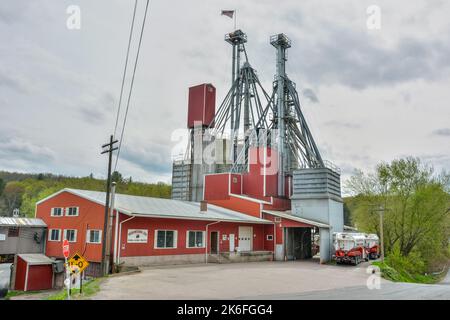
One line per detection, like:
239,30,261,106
64,229,77,242
66,207,79,216
155,230,177,248
86,229,101,243
49,229,61,241
187,231,205,248
51,207,63,216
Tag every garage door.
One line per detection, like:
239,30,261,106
238,226,253,252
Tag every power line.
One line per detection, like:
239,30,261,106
114,0,151,172
113,0,138,138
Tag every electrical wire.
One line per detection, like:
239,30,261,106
114,0,151,172
113,0,138,139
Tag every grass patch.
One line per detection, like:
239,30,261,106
372,261,440,284
46,277,104,300
5,290,41,299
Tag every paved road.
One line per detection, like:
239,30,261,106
92,260,390,300
92,261,449,300
0,264,12,287
242,282,449,300
0,263,12,299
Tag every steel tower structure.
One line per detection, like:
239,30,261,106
172,31,327,201
209,30,274,169
270,33,324,196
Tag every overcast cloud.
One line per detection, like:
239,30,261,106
0,0,449,186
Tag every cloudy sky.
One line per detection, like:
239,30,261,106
0,0,449,189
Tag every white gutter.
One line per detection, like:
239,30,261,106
113,208,120,269
117,216,135,265
205,221,221,264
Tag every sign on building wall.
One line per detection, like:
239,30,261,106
0,234,5,241
127,229,148,243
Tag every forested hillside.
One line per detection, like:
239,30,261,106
0,171,171,218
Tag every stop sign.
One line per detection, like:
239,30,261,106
63,239,70,258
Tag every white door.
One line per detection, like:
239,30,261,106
238,226,253,252
229,234,235,252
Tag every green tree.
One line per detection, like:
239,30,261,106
0,178,5,196
111,171,123,183
345,157,449,262
2,181,25,215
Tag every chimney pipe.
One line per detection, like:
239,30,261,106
200,200,208,212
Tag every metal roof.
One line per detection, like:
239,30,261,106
51,188,272,224
0,217,47,227
262,210,330,228
18,254,54,265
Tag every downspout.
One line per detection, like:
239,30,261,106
205,221,221,264
273,221,276,261
117,216,135,265
113,208,120,270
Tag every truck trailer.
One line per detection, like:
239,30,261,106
333,232,380,265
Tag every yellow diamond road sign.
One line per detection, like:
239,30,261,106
68,252,89,274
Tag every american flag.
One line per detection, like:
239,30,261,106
221,10,234,19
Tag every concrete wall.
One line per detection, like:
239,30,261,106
319,228,331,263
121,254,206,266
209,251,272,263
291,168,344,263
0,226,46,255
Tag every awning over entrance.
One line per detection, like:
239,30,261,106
262,210,330,229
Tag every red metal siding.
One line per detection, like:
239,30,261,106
26,265,53,291
36,191,106,263
118,217,268,257
242,147,278,199
14,256,27,291
204,173,230,200
208,195,262,218
187,83,216,128
263,213,313,245
264,224,275,251
230,174,242,194
263,197,291,211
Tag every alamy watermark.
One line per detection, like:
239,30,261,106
366,5,381,30
66,5,81,30
366,265,381,290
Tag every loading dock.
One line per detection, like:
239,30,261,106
284,227,312,260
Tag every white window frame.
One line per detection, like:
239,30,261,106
154,230,177,249
186,230,205,248
65,206,79,217
48,229,61,241
63,229,78,243
50,207,63,217
266,234,274,241
86,229,102,244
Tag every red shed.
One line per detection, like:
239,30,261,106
14,254,54,291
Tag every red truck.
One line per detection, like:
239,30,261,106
364,234,380,260
333,233,367,265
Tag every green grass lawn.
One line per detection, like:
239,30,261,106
5,290,41,299
372,261,442,284
46,277,104,300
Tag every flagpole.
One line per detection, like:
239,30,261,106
234,9,237,30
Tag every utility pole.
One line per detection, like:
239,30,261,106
101,135,118,276
372,205,387,263
108,182,117,273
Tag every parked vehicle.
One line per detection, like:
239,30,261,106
364,234,380,260
333,232,367,265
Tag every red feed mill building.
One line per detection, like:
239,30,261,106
36,31,345,274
